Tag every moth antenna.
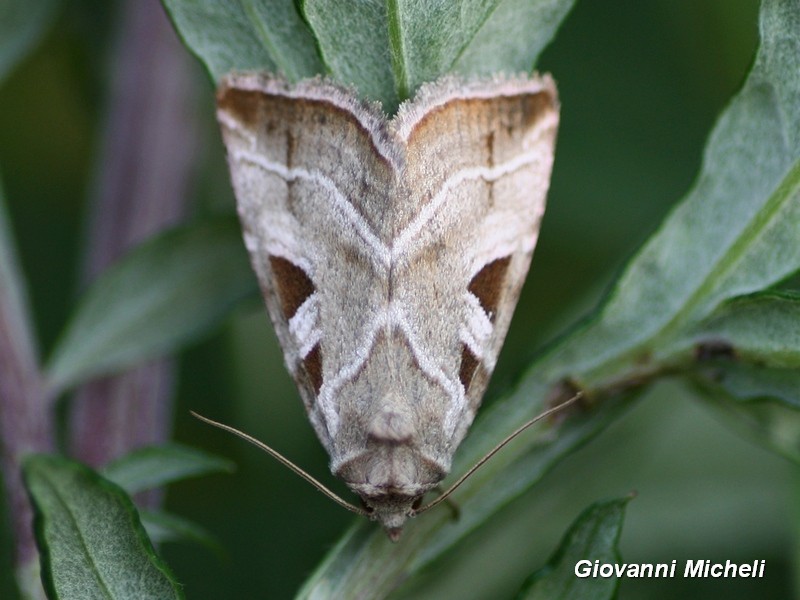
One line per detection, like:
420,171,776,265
415,391,583,515
190,411,370,517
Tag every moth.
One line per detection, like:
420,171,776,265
210,72,560,539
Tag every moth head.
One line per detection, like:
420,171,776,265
335,442,446,540
358,492,425,541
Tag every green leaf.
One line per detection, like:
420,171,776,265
45,218,258,394
689,363,800,463
302,0,511,106
302,0,398,109
697,362,800,408
302,0,574,112
0,0,59,84
164,0,575,113
23,454,183,600
661,291,800,461
384,0,501,100
161,0,324,81
0,175,39,368
516,496,632,600
140,510,221,553
542,0,800,389
453,0,577,77
689,292,800,368
101,443,234,495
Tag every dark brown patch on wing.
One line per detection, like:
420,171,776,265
269,256,314,319
459,344,480,392
302,343,323,395
468,256,511,321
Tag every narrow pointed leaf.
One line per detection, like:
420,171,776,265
453,0,577,76
0,0,59,84
516,496,632,600
302,0,398,109
690,364,800,463
697,363,800,408
102,443,234,495
688,292,800,368
302,0,574,112
543,0,800,386
384,0,502,99
161,0,323,81
0,177,39,372
140,510,221,553
654,291,800,462
45,218,257,394
165,0,575,114
23,454,183,600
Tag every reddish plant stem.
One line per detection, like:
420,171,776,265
0,205,54,572
68,0,197,500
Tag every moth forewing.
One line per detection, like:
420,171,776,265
216,73,559,536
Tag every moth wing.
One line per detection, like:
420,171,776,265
395,76,559,442
216,74,396,449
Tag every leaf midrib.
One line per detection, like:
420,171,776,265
656,156,800,341
386,0,505,104
583,156,800,387
447,0,505,72
240,0,294,78
41,472,115,599
387,0,409,101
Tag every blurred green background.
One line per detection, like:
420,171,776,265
1,0,793,598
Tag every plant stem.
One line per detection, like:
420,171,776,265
68,0,198,500
0,198,53,593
